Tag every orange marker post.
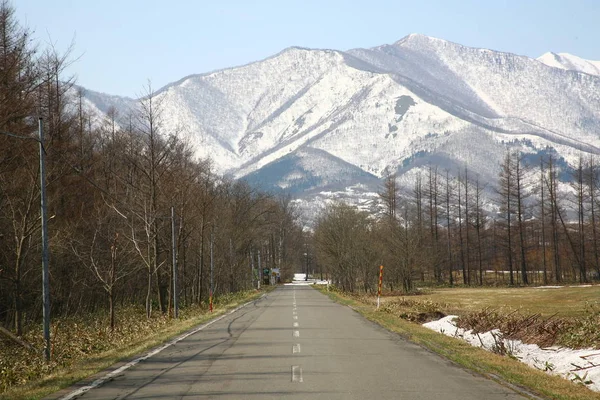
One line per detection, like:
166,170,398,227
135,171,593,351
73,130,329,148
377,265,384,310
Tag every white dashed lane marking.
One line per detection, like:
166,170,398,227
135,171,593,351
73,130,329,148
292,288,302,381
291,366,303,382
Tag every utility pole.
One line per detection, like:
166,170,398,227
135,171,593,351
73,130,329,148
305,244,309,281
250,250,255,289
257,250,261,290
209,228,214,312
171,206,178,318
229,238,233,293
39,118,50,362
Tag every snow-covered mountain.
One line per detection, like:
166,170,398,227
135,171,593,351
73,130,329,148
81,34,600,217
538,52,600,76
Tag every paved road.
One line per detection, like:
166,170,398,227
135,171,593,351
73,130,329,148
64,285,528,399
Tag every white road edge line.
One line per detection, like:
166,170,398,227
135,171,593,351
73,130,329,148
293,330,300,337
291,365,303,382
293,315,298,320
293,322,299,327
293,344,301,354
58,294,267,400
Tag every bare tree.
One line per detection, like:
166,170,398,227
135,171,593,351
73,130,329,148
379,171,398,221
586,155,600,277
545,155,564,282
472,175,486,285
498,151,515,285
514,153,530,284
571,154,588,283
457,169,467,284
539,158,548,285
444,170,454,286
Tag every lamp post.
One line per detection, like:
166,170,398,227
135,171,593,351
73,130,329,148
304,248,309,282
171,206,178,319
209,227,214,312
0,118,50,361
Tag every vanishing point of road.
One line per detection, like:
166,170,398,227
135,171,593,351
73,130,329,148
53,284,529,399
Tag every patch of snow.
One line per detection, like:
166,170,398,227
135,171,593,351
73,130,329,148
424,316,600,392
284,273,330,286
293,273,309,281
533,285,564,289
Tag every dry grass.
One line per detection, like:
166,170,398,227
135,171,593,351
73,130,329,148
373,285,600,349
412,285,600,317
456,308,569,347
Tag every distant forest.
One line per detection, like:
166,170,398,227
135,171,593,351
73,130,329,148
316,152,600,293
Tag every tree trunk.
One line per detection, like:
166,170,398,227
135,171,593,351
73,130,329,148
548,157,561,282
464,168,471,285
516,157,528,285
506,164,514,286
445,171,453,286
145,267,152,318
540,159,548,285
589,156,600,277
14,238,24,336
458,175,467,285
109,288,115,331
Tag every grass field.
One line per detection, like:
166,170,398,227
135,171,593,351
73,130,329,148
411,285,600,317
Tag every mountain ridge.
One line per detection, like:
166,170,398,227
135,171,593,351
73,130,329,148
537,51,600,76
78,33,600,217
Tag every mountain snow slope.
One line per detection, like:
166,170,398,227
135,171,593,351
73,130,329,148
538,52,600,76
81,34,600,216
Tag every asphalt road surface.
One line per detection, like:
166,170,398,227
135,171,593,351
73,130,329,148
61,285,529,399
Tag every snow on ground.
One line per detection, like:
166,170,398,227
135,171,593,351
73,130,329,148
424,316,600,391
532,285,595,289
284,273,331,286
293,273,308,281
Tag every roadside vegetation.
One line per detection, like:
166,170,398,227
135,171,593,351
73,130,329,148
377,286,600,350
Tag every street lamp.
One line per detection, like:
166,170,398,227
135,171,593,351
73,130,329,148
304,249,309,281
171,206,178,319
0,118,50,361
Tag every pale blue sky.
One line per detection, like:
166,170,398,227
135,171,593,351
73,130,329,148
16,0,600,98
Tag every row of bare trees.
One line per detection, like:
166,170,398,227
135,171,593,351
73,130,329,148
0,0,305,336
315,150,600,293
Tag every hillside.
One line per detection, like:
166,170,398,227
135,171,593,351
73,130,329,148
80,34,600,216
